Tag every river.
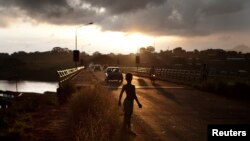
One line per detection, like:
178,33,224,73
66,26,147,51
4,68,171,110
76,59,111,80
0,80,58,93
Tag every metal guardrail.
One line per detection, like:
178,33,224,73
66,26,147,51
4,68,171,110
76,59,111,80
121,67,202,82
57,66,84,87
121,67,250,83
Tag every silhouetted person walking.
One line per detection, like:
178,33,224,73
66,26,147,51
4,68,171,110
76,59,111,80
118,73,142,134
149,65,155,77
201,63,208,81
149,66,156,83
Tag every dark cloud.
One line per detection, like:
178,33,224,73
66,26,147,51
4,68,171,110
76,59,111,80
99,0,250,36
83,0,165,14
0,0,70,17
0,0,104,25
0,0,249,37
202,0,247,16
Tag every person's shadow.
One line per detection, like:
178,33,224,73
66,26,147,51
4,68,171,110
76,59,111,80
153,83,181,105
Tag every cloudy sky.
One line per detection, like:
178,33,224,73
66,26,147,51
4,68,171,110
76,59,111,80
0,0,249,54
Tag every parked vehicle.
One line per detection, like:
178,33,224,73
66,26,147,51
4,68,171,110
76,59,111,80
105,67,123,83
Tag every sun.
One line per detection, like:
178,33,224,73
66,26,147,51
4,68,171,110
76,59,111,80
121,33,155,53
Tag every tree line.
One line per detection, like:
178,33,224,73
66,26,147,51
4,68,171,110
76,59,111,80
0,46,249,81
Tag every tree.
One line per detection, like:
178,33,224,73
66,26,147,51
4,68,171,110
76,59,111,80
173,47,186,56
194,49,199,54
92,51,102,56
2,57,26,79
139,47,146,54
146,46,155,53
51,47,70,53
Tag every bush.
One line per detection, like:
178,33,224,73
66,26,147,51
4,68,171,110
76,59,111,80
57,82,76,104
65,85,121,141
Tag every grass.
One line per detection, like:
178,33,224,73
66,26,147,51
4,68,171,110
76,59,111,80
64,84,122,141
57,82,76,104
0,93,58,141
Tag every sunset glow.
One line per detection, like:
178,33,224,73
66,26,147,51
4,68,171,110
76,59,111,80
0,22,157,54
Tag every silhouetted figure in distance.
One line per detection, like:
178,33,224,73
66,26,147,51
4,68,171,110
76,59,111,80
149,65,155,77
118,73,142,134
149,66,156,83
201,63,208,81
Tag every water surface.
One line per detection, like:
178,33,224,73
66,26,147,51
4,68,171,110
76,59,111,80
0,80,58,93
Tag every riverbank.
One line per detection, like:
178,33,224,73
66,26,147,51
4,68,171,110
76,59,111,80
0,70,128,141
0,92,59,141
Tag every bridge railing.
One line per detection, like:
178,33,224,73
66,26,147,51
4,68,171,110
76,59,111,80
57,66,84,87
121,67,250,83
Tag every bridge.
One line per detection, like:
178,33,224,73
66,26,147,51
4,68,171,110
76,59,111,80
56,66,250,141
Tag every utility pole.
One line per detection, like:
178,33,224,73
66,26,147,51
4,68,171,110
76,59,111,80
73,22,93,68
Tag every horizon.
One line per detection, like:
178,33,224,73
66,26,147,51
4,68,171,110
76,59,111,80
1,45,249,56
